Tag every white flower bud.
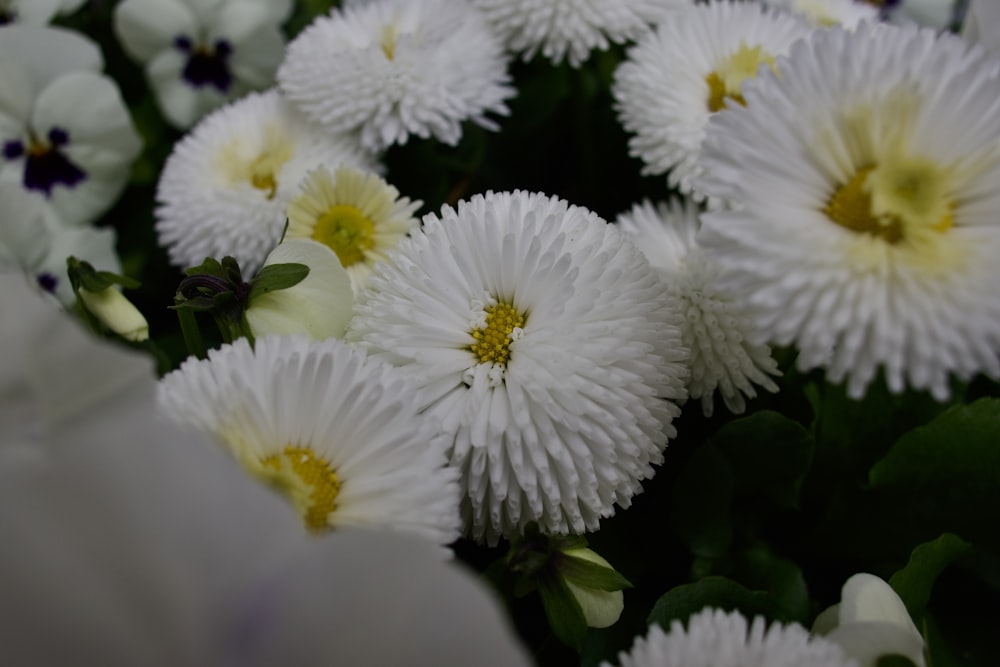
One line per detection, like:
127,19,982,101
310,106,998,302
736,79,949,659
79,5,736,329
560,547,624,629
78,286,149,342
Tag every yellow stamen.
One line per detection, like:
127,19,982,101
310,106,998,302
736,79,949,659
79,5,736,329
381,24,397,60
705,44,776,113
470,301,525,366
259,445,341,533
312,204,376,267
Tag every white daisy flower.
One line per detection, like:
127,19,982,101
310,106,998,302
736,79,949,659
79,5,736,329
285,166,421,295
0,183,120,306
604,608,858,667
696,22,1000,400
113,0,288,128
347,190,689,544
155,89,377,274
0,272,531,667
244,238,354,340
277,0,515,152
765,0,880,28
612,1,811,201
158,335,461,545
0,25,142,227
469,0,686,68
884,0,956,29
617,199,780,416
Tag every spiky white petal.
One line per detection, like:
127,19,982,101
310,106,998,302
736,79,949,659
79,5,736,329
469,0,686,68
348,190,688,544
618,199,779,416
155,89,377,274
278,0,515,152
696,23,1000,399
613,1,811,201
605,609,858,667
158,335,461,545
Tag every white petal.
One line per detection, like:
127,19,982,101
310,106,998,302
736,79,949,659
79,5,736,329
0,24,102,88
113,0,197,62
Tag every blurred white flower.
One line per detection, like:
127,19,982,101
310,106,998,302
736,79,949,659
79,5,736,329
612,1,811,201
285,166,421,295
696,22,1000,400
0,0,62,24
155,89,376,274
617,199,780,416
813,573,925,667
245,238,354,340
885,0,956,29
278,0,515,152
470,0,685,67
159,335,462,545
0,271,531,666
963,0,1000,53
605,608,857,667
348,190,689,544
0,24,142,226
113,0,288,128
765,0,879,28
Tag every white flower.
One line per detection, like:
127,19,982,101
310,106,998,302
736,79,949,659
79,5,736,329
963,0,1000,54
245,238,354,340
155,89,376,274
113,0,288,128
604,608,858,667
0,25,142,226
469,0,685,68
813,573,926,667
347,190,688,544
612,1,811,201
158,335,461,545
765,0,879,28
278,0,515,152
0,182,120,305
885,0,955,29
77,284,150,342
0,273,531,666
696,22,1000,400
0,0,61,24
285,166,420,295
617,199,780,416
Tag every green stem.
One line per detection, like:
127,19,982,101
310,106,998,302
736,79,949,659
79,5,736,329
176,307,206,360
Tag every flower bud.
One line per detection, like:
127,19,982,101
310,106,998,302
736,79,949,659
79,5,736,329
559,547,625,629
78,286,149,342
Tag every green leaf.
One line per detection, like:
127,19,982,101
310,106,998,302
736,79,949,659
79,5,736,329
670,443,734,558
538,573,588,652
735,546,811,624
648,576,781,629
247,262,309,302
711,410,815,509
183,257,225,278
889,533,971,623
557,555,632,592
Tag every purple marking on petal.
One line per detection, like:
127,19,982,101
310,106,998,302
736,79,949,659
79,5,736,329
181,39,234,93
37,273,59,293
48,127,69,146
3,140,24,160
22,131,87,197
174,35,192,51
0,10,16,24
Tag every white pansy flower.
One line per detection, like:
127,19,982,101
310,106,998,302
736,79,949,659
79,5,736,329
765,0,879,28
278,0,515,152
813,573,926,667
885,0,956,29
348,190,689,544
0,25,142,227
696,22,1000,399
155,89,377,274
0,272,530,666
0,0,62,24
963,0,1000,53
113,0,288,128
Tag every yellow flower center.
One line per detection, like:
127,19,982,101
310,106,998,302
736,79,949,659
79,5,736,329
705,44,776,113
470,301,525,366
258,445,341,533
380,24,398,60
824,158,953,244
312,204,375,267
216,125,294,199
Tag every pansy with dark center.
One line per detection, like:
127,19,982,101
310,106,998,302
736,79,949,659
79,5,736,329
0,7,16,24
3,127,87,197
174,35,234,93
36,272,59,294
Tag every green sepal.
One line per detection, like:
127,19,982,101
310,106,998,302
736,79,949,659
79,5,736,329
220,256,244,285
183,256,226,279
247,262,309,302
67,257,141,292
556,554,632,592
537,572,588,652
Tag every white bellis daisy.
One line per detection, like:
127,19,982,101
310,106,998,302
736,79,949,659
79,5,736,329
612,1,811,201
617,199,780,416
604,608,858,667
277,0,515,152
469,0,686,68
285,166,420,295
155,89,377,273
348,190,688,544
158,336,461,545
696,23,1000,400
